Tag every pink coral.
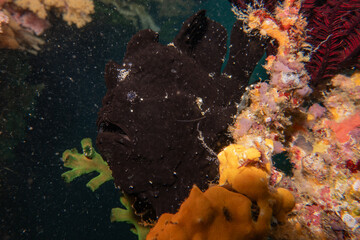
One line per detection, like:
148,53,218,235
0,9,9,33
325,112,360,143
233,118,253,138
11,10,50,35
270,57,309,90
308,103,326,120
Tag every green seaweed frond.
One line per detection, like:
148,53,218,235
111,196,151,240
61,138,113,191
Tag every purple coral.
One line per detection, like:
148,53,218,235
308,103,326,120
233,117,253,138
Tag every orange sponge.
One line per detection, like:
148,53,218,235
219,144,295,228
147,144,295,240
146,185,258,240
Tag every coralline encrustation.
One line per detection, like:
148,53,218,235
229,0,360,238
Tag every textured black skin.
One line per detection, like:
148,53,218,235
96,10,265,221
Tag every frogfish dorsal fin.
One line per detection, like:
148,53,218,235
125,29,159,58
104,60,122,90
173,10,227,75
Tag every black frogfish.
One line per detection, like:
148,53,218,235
96,10,265,222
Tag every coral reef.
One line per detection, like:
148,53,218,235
229,0,360,238
232,0,308,60
12,0,94,28
0,9,9,33
285,72,360,239
0,8,46,53
0,0,94,52
228,0,311,168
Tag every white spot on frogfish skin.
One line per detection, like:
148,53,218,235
127,91,137,102
196,97,210,115
167,42,176,48
117,68,131,83
196,97,203,110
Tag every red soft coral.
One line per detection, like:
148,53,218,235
301,0,360,85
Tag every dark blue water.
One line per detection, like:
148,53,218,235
0,1,236,240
